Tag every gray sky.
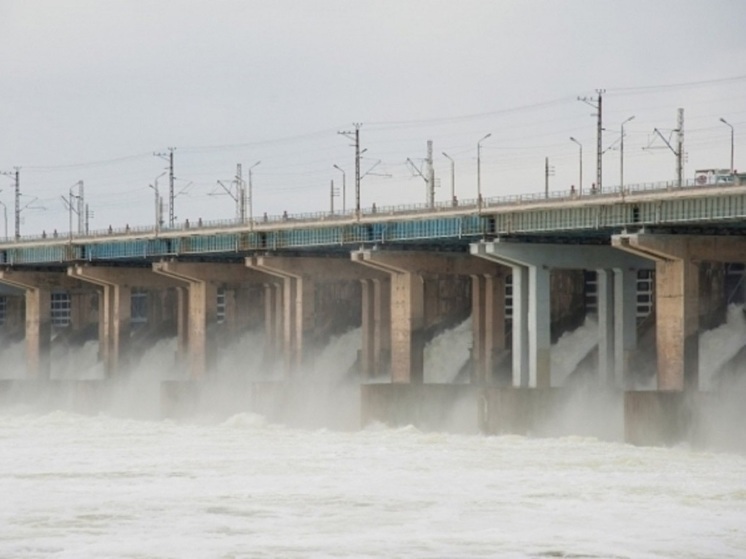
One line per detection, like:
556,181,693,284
1,0,745,236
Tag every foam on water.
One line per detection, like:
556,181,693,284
0,411,744,558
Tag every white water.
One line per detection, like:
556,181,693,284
2,316,746,556
0,412,745,558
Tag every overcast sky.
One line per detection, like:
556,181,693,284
1,0,745,237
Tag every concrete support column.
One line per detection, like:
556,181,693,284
248,255,373,375
470,271,506,384
25,287,51,379
360,279,375,379
471,274,486,383
263,282,282,364
0,270,84,379
656,259,699,390
154,261,259,379
69,265,177,376
484,273,506,380
614,268,639,387
176,286,189,362
529,265,551,388
596,269,615,384
511,265,530,387
373,277,391,375
610,234,738,392
473,241,652,389
390,271,425,383
353,250,499,385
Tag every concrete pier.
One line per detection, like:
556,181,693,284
352,249,500,384
69,264,177,375
472,241,652,388
247,255,371,374
0,269,85,378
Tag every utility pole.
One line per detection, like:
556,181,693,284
650,108,685,189
544,157,554,198
330,179,337,215
720,117,735,175
0,199,7,241
579,89,604,193
406,140,436,207
85,204,92,235
338,123,362,220
236,163,245,223
1,168,20,240
427,140,435,207
620,116,635,191
154,147,176,227
61,181,84,239
442,152,455,206
248,161,260,229
333,165,346,213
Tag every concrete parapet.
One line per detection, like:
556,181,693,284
624,390,745,450
0,379,113,414
160,379,253,419
478,387,564,435
360,383,478,432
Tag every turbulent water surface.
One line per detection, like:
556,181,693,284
2,312,746,557
1,411,745,559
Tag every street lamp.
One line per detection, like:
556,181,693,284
620,116,635,191
442,152,456,206
149,171,167,232
248,160,261,228
720,117,735,175
477,133,491,209
570,137,583,195
333,164,346,213
0,200,7,241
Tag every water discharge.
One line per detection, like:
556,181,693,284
1,309,746,556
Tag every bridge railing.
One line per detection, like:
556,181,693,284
0,177,726,245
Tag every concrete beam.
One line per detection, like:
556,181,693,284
352,249,502,384
613,233,746,264
472,241,652,389
153,261,267,378
247,255,376,374
613,233,705,391
68,265,182,376
0,269,84,379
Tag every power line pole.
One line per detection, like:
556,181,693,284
406,140,436,207
650,108,685,189
427,140,435,207
236,163,245,223
154,147,176,227
677,107,685,189
544,157,554,198
1,168,21,240
338,123,362,220
579,89,605,193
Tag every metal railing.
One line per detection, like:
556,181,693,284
0,176,736,247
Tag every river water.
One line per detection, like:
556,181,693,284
1,315,746,557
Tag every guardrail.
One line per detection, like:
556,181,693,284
0,177,734,246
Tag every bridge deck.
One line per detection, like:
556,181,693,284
1,181,745,266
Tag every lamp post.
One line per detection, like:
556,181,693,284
477,133,491,209
333,164,346,213
720,117,735,175
149,171,167,232
0,200,7,241
442,152,456,206
570,137,583,195
620,116,635,191
248,160,261,228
